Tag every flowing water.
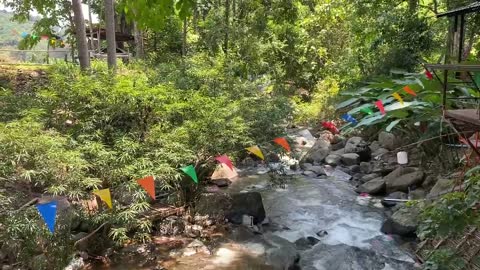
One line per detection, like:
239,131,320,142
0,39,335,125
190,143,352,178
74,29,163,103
229,171,415,270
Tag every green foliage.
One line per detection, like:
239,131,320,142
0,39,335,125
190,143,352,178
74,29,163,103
0,59,291,268
422,248,466,270
418,175,480,239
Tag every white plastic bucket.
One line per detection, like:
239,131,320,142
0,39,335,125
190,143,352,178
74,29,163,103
397,151,408,165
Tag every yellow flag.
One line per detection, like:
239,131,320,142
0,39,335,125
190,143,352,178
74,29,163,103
246,145,265,160
392,92,404,106
93,189,112,209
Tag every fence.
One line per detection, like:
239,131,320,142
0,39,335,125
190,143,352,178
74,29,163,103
0,49,72,65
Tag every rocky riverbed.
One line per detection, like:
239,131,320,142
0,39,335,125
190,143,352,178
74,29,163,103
85,128,458,270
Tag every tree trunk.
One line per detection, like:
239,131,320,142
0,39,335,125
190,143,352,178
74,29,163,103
182,17,187,57
104,0,117,69
224,0,230,53
408,0,418,13
133,21,145,59
72,0,90,70
87,1,95,51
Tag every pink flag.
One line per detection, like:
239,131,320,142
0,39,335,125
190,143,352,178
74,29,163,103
215,155,234,171
375,100,386,115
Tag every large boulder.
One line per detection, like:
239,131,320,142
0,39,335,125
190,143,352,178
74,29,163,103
378,131,400,150
325,154,342,166
384,167,424,193
355,177,385,195
226,192,266,225
427,178,454,199
344,137,371,162
381,206,420,237
360,173,381,183
301,138,331,164
409,188,426,200
341,153,360,166
309,166,326,175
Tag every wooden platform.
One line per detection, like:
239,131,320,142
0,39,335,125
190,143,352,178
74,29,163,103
445,109,480,128
425,64,480,72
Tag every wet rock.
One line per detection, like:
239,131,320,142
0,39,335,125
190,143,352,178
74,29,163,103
212,178,230,188
379,131,400,150
331,147,345,155
349,165,361,173
341,153,360,166
422,175,437,189
427,178,454,199
331,140,346,151
344,137,371,161
295,236,320,250
387,191,408,200
409,188,426,200
301,138,331,164
381,206,419,237
196,193,232,218
369,141,381,153
360,162,373,174
385,167,425,193
360,173,381,183
226,192,266,225
301,163,313,170
302,170,317,177
372,148,389,159
64,257,85,270
265,235,300,270
72,232,89,251
355,177,385,195
352,173,364,181
310,166,326,175
182,239,210,256
316,230,328,237
325,154,342,165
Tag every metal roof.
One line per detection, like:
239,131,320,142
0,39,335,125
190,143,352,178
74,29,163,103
437,1,480,18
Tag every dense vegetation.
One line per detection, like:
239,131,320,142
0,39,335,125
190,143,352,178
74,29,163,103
1,0,480,268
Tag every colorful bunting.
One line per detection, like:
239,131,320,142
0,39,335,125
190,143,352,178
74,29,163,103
36,201,58,233
360,107,373,115
375,100,386,115
11,29,18,35
403,86,417,97
341,114,357,125
20,32,28,38
273,137,291,152
321,121,339,134
392,92,404,105
31,34,38,40
50,39,56,45
215,155,234,171
246,145,265,160
41,35,49,40
181,165,198,184
425,69,433,80
137,176,155,200
93,189,112,209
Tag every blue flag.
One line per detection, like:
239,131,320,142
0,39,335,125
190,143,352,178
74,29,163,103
36,201,58,233
342,114,358,125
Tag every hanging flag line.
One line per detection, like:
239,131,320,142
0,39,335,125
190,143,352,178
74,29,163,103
341,78,424,127
32,136,293,233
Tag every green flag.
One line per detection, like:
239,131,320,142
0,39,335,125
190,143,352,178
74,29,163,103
181,165,198,184
360,107,373,115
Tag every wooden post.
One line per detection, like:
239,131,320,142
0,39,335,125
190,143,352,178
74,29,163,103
443,70,448,109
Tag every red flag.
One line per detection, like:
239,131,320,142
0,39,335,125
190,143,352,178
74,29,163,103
425,70,433,80
375,100,386,115
273,137,291,152
215,155,234,171
321,121,339,134
403,86,417,96
137,176,155,200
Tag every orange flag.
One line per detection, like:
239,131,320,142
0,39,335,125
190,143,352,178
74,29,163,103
246,146,264,160
273,137,291,152
392,92,404,105
403,86,417,96
137,176,155,200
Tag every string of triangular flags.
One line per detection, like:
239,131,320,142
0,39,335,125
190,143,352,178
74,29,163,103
11,29,64,46
339,69,431,125
33,136,292,233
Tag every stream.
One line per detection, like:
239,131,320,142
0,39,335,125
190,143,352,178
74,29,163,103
171,169,417,270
